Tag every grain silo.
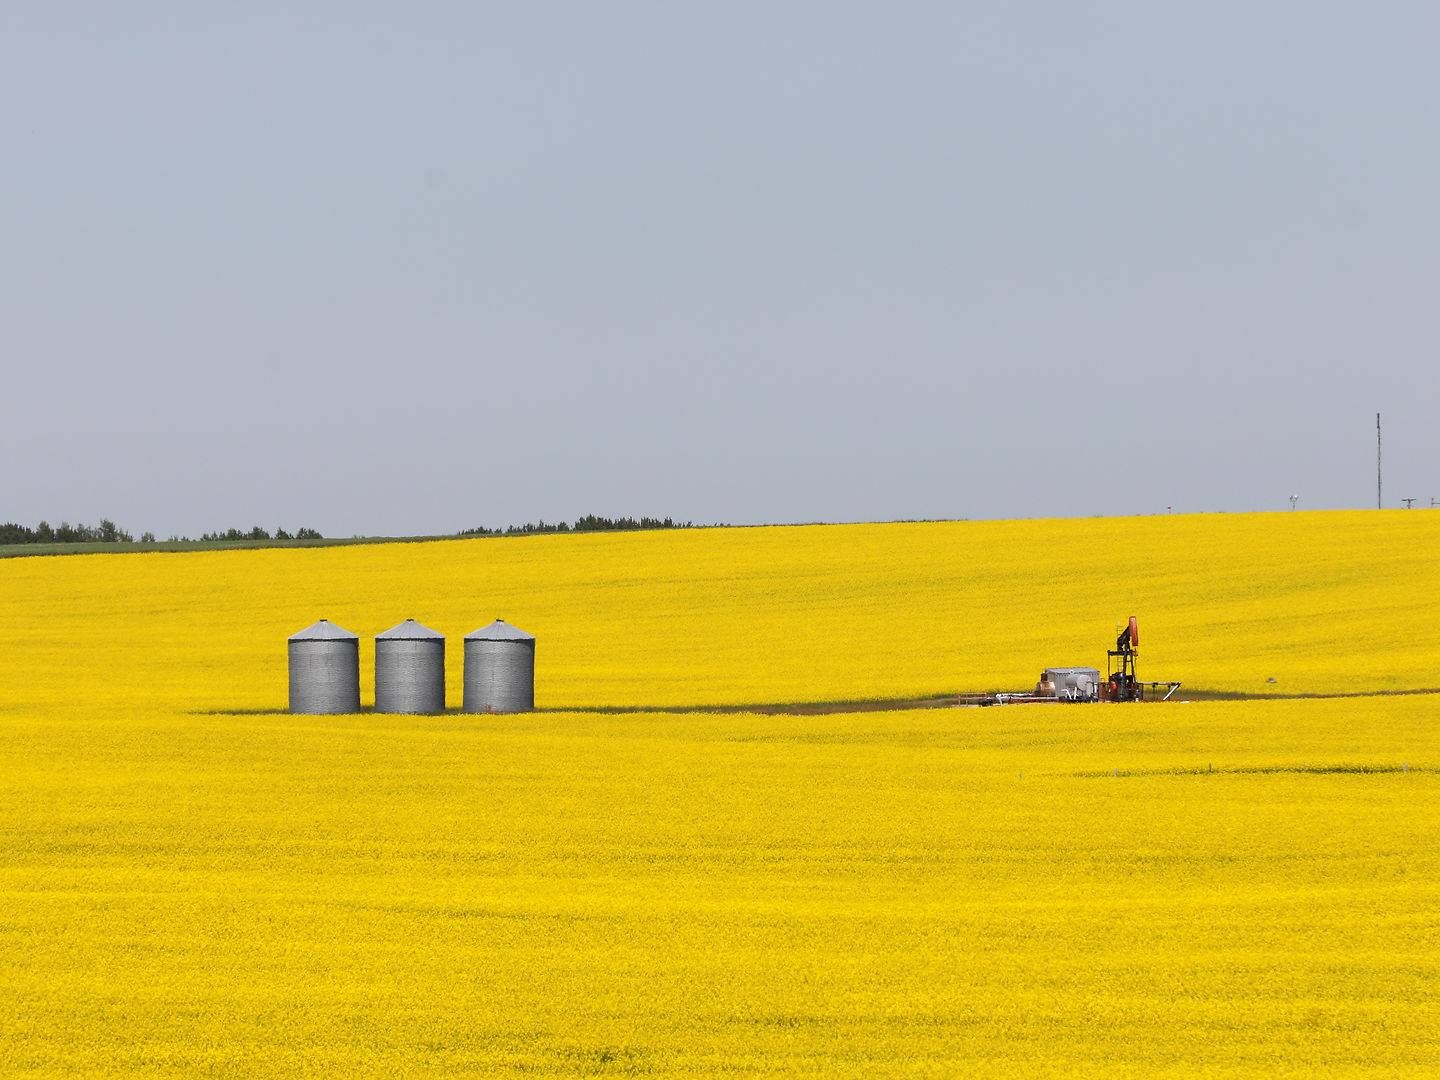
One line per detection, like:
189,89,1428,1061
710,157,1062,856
374,618,446,714
463,619,535,713
288,619,361,714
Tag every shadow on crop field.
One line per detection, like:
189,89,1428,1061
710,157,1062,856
1177,686,1440,702
192,696,968,717
1075,763,1436,779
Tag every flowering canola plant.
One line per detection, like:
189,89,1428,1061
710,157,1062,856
0,511,1437,1075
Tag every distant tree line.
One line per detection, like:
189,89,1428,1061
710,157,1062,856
199,526,323,542
0,519,137,545
0,520,323,546
2,512,699,547
458,515,696,538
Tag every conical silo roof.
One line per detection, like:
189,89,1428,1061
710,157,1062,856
465,619,535,642
289,618,359,641
377,617,445,640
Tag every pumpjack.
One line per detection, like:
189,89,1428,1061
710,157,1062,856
1103,616,1180,701
1105,616,1141,700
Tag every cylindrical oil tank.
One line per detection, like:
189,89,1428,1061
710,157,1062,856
288,619,361,714
464,619,535,713
374,618,446,714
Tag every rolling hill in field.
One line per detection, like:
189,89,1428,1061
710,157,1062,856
3,509,1437,711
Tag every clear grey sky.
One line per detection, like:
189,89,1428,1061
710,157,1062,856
3,3,1436,537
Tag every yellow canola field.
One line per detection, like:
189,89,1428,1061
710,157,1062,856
2,698,1437,1076
3,509,1438,710
1,510,1438,1075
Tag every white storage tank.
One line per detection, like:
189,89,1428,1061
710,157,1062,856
464,619,535,713
375,618,446,714
1038,666,1101,702
288,619,361,714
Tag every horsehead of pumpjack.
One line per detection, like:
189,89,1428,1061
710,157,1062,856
1116,615,1139,653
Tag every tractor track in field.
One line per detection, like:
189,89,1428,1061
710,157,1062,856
199,686,1440,719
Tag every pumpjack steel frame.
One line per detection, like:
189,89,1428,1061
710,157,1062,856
1107,620,1142,701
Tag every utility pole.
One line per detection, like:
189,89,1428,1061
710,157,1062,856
1377,412,1382,509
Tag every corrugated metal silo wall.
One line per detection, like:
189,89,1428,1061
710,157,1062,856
288,640,361,713
463,639,535,713
374,639,446,714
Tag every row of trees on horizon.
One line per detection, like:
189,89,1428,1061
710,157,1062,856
1,514,699,547
0,521,325,546
457,515,697,537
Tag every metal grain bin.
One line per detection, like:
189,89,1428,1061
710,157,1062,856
375,618,446,714
464,619,535,713
288,619,361,714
